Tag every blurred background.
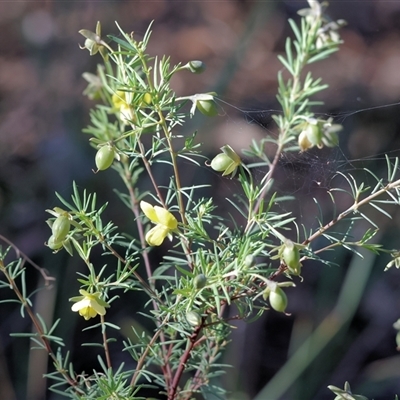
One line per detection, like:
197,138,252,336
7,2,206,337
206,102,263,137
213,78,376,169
2,1,400,399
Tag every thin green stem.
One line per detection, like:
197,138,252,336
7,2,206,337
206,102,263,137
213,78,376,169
137,140,167,208
304,179,400,246
119,161,173,387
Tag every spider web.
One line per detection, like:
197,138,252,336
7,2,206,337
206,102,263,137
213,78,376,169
213,97,400,228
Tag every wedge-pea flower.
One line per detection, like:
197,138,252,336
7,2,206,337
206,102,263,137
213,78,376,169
140,201,178,246
70,290,109,320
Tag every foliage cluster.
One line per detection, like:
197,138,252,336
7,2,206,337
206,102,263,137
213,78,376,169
1,1,400,399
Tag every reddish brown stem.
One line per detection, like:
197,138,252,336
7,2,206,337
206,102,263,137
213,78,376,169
168,323,203,400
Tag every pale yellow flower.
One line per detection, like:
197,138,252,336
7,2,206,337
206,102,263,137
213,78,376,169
140,201,178,246
70,290,109,320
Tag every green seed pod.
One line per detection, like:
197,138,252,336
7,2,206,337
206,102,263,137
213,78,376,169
95,145,115,171
47,235,63,250
210,153,232,172
269,287,288,312
282,240,301,274
186,310,202,327
51,215,70,242
194,274,207,289
196,99,218,117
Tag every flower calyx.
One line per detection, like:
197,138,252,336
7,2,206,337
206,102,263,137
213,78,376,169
327,381,369,400
272,239,305,276
189,93,218,117
79,21,108,60
45,208,72,252
210,145,241,178
262,280,295,313
298,117,342,151
183,60,206,74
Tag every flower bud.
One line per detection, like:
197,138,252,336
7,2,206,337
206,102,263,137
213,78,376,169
187,60,206,74
244,254,256,268
269,287,288,312
186,310,202,327
143,92,152,105
112,90,127,109
51,215,70,242
95,145,115,171
194,274,207,289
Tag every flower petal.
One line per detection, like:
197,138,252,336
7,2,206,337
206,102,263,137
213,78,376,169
79,306,98,320
154,206,178,229
140,201,158,223
146,225,169,246
71,298,91,312
89,299,106,316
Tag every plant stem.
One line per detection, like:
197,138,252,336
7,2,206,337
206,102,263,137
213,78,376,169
304,179,400,245
168,323,203,400
100,315,112,369
0,260,83,395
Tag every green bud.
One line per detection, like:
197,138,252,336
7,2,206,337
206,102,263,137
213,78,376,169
194,274,207,289
51,215,70,242
269,287,288,312
244,254,256,268
186,310,202,327
142,92,152,105
188,60,206,74
211,153,232,172
95,145,115,171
